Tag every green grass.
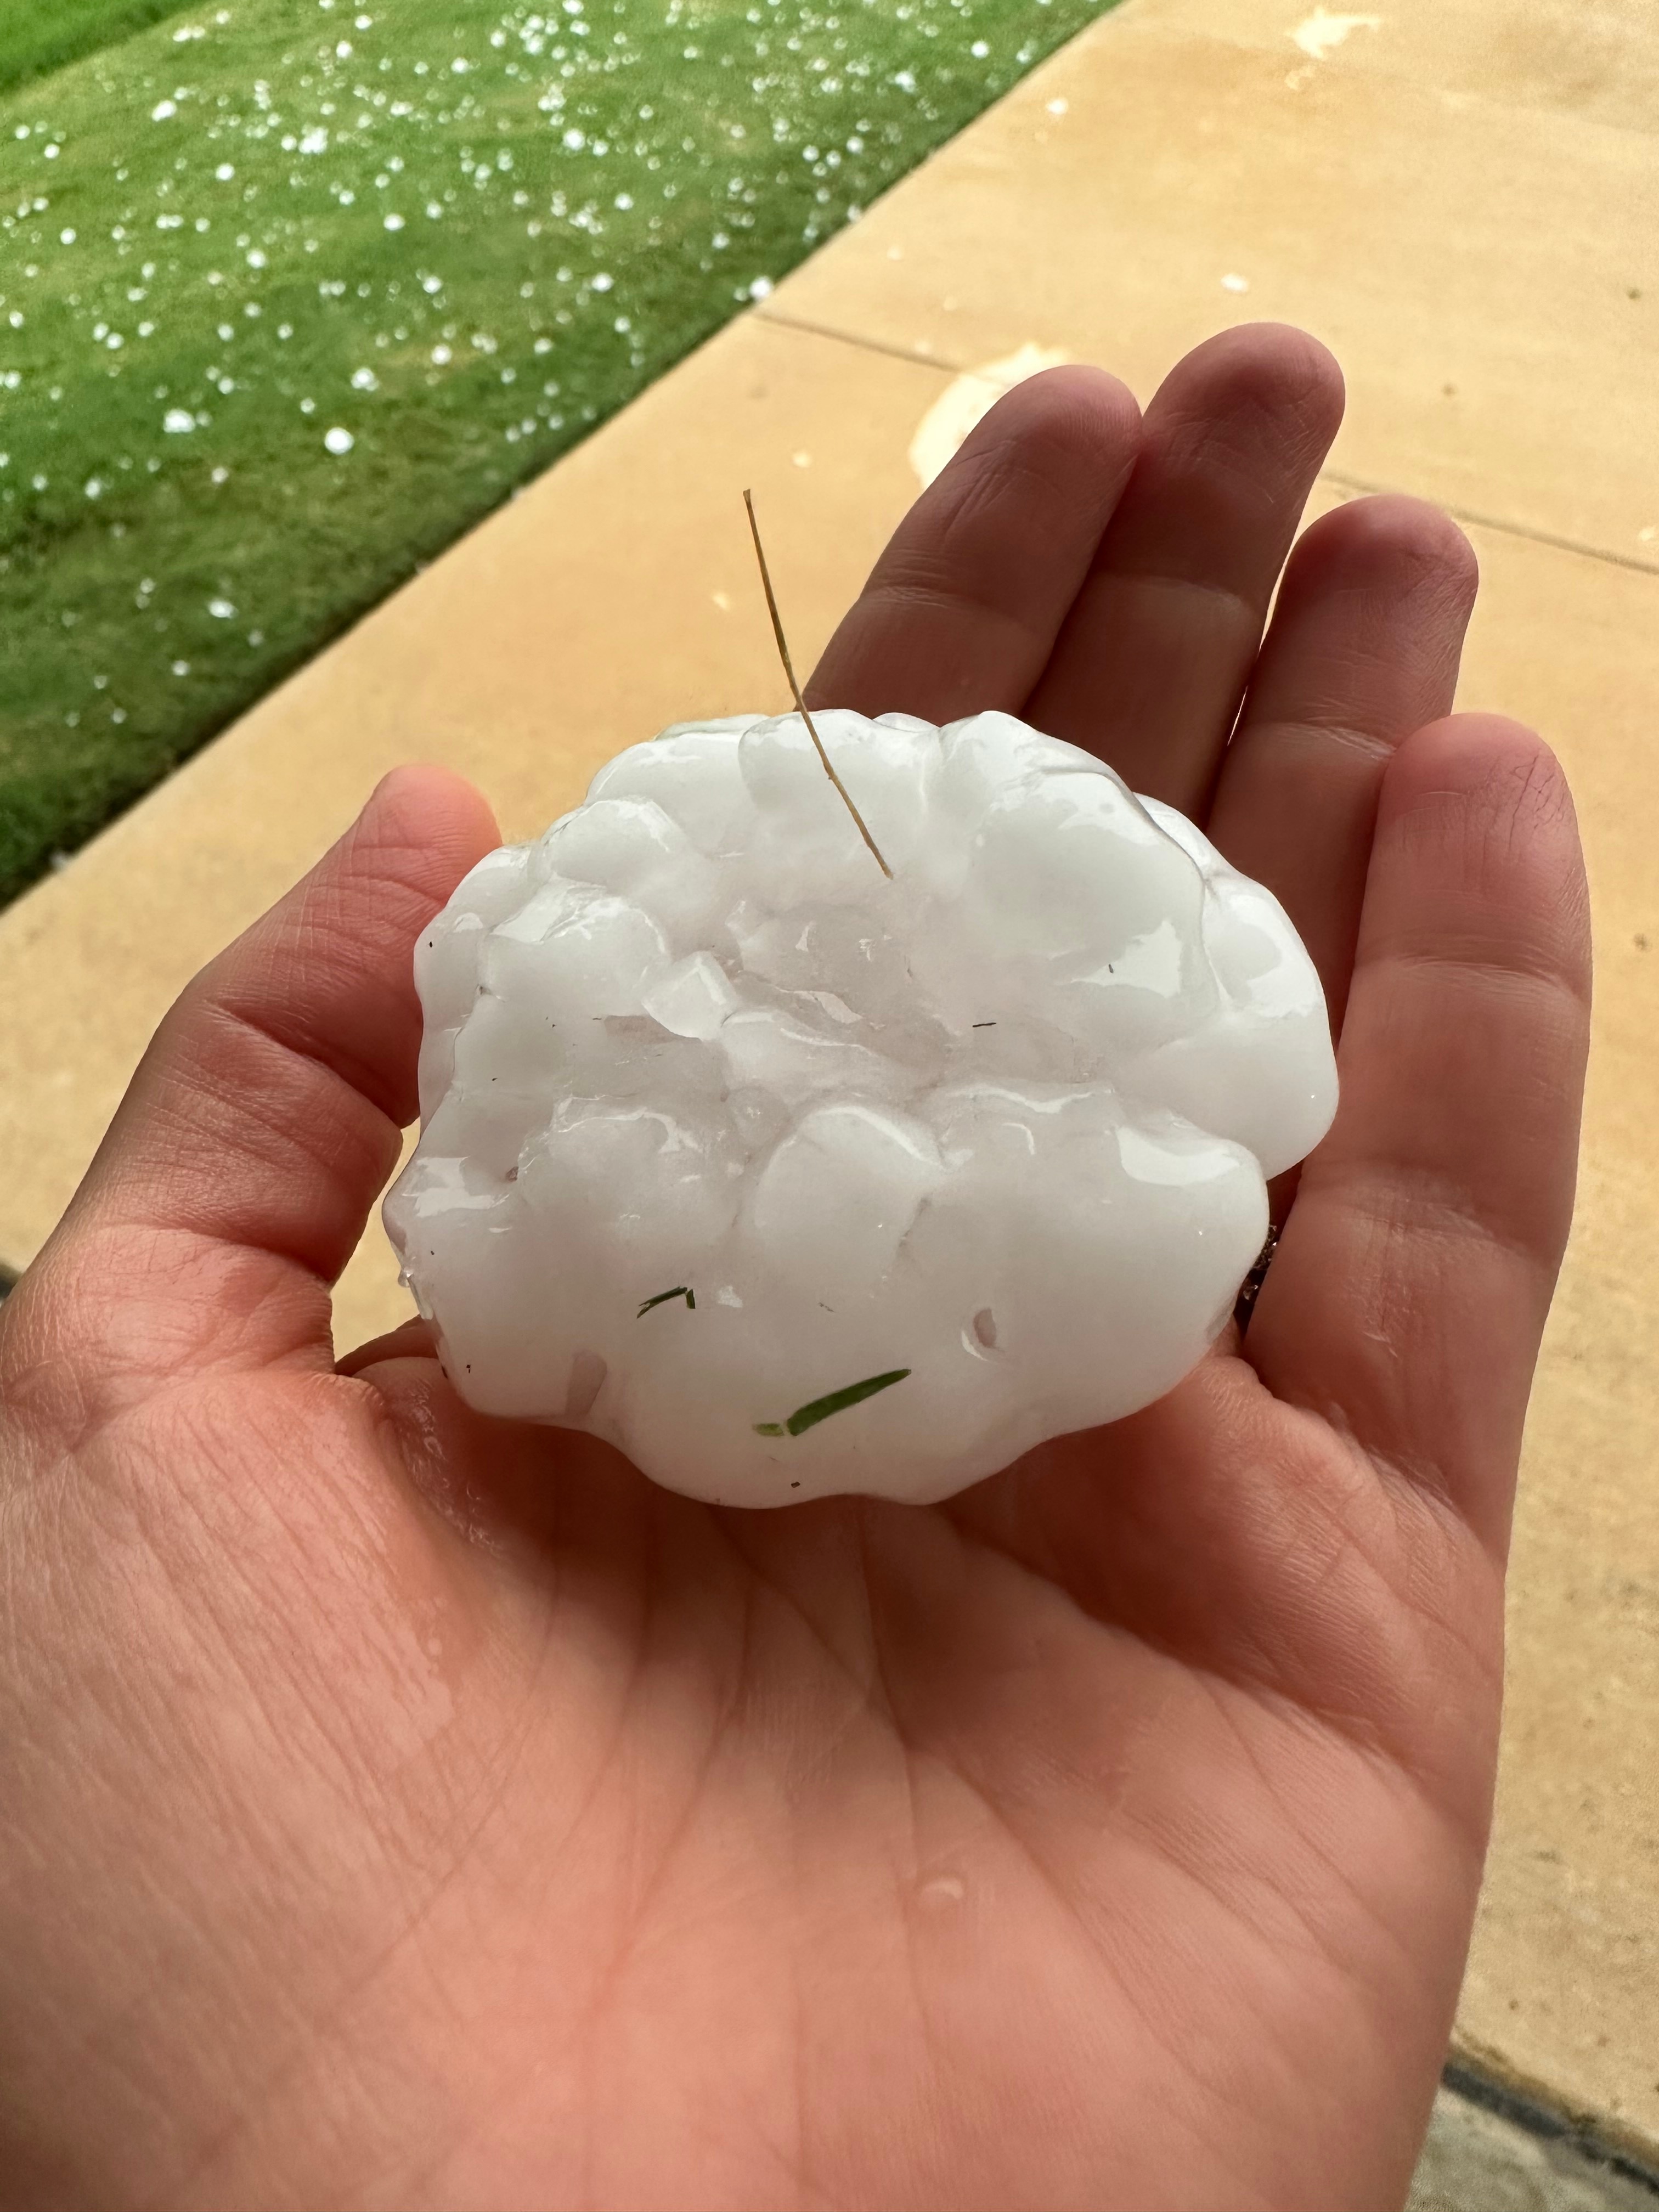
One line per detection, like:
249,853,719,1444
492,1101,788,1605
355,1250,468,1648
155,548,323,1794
0,1,195,95
0,0,1118,906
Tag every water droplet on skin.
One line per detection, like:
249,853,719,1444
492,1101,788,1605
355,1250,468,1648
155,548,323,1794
918,1874,966,1912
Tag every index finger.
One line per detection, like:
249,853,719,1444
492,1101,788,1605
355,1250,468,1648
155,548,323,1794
806,365,1141,724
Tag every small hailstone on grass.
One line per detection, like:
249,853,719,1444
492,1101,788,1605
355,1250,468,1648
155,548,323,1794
388,710,1338,1508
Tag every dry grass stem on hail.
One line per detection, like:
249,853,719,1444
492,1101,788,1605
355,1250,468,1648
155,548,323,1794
741,489,893,880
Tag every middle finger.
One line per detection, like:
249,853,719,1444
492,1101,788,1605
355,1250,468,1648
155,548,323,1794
1023,323,1345,815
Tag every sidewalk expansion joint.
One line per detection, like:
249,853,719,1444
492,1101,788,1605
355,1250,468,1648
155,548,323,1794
1321,474,1659,582
758,308,1659,586
755,306,971,376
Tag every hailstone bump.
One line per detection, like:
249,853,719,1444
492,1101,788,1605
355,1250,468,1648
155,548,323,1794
385,708,1338,1506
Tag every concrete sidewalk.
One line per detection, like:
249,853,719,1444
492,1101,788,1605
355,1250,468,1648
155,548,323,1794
1,0,1655,2171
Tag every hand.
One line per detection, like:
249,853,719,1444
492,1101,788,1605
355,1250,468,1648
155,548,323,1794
0,325,1589,2211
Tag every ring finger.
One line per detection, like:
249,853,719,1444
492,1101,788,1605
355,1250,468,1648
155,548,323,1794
1207,492,1479,1032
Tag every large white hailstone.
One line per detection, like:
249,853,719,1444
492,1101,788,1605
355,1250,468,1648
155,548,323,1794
385,709,1337,1507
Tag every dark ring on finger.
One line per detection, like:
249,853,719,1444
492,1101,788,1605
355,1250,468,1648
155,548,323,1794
1233,1223,1280,1334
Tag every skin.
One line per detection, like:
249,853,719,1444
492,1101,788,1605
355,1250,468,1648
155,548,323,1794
0,324,1590,2211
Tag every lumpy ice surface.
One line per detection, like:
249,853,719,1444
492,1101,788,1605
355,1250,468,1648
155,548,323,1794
385,710,1338,1506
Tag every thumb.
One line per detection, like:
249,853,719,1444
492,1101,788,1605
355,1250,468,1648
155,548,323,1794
35,765,499,1372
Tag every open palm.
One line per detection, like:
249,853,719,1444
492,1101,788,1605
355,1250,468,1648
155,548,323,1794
0,326,1589,2211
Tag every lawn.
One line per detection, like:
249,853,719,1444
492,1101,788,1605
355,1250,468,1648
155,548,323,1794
0,1,195,95
0,0,1117,906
